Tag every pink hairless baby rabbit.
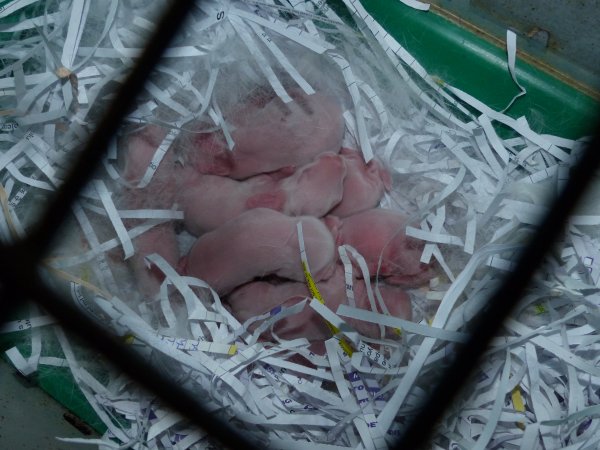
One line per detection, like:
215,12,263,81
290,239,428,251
227,265,412,342
179,208,337,296
328,147,392,217
118,90,434,350
183,89,345,179
118,87,347,297
326,208,433,287
179,152,347,235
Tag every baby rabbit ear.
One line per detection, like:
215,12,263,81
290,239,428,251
186,133,233,176
266,165,296,181
246,190,286,211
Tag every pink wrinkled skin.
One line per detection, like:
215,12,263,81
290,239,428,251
179,152,347,235
179,208,337,296
179,169,278,236
227,266,412,341
333,209,433,287
329,147,392,217
184,90,345,179
275,152,346,216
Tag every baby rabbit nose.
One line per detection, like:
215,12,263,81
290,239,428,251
320,152,345,170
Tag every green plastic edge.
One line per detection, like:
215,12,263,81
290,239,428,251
36,366,108,435
360,0,600,139
0,330,108,435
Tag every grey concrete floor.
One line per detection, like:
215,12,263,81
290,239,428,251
0,358,97,450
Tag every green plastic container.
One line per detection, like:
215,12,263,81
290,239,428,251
360,0,599,139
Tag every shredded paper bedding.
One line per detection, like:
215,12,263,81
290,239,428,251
1,0,599,449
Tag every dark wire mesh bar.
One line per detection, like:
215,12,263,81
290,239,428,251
0,1,598,449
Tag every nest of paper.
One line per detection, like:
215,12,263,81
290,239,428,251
2,0,600,449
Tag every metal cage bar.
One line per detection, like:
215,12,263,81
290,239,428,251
0,2,598,449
